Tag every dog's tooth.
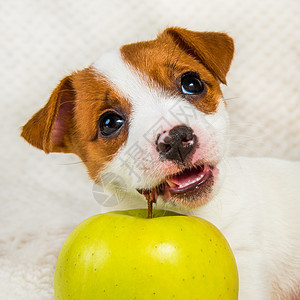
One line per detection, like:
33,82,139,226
166,179,176,188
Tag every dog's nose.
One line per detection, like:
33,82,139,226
156,125,197,163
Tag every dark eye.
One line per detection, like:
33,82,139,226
181,72,204,95
98,111,125,137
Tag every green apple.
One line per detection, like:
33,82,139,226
54,209,238,299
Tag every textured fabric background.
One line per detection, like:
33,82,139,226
0,0,299,298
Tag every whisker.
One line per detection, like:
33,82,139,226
223,97,240,101
57,160,87,166
58,89,104,96
57,89,77,94
166,46,171,68
57,98,106,108
167,43,178,69
100,153,121,159
171,49,184,73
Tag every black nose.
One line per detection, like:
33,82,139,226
156,125,197,163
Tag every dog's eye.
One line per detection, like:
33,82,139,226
181,72,204,95
98,111,125,137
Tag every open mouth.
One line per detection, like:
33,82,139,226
166,165,213,194
137,164,216,206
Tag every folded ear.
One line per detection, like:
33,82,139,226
161,27,234,84
21,75,76,153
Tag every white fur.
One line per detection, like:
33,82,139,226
192,157,300,299
93,51,300,299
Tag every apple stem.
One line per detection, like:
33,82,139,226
143,190,156,219
148,196,153,219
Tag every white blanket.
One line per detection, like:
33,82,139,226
0,0,299,298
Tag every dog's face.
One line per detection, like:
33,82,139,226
21,27,234,209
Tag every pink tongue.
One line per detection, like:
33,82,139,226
168,165,209,186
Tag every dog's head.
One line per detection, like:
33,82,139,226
21,27,234,209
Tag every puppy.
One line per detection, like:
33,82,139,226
21,27,300,299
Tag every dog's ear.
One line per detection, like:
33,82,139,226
21,75,76,153
161,27,234,84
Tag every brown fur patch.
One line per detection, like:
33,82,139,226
71,67,131,180
21,67,131,180
121,27,234,114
